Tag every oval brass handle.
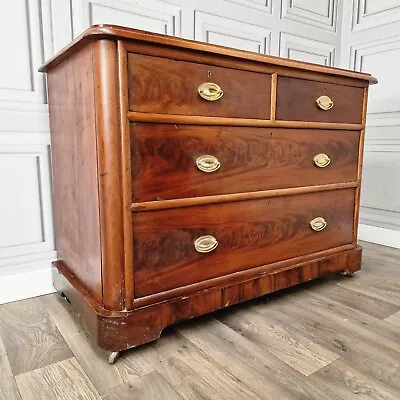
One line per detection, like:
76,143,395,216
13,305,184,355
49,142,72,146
196,155,221,173
198,82,223,101
310,217,327,232
316,95,334,110
313,153,331,168
194,235,218,253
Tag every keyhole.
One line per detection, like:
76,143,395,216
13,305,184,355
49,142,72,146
208,70,212,78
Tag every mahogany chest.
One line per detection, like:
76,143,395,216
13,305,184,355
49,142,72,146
40,25,377,362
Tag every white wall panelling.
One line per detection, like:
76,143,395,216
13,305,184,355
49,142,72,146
340,0,400,248
5,0,400,303
350,35,400,115
194,11,272,54
281,0,338,31
352,0,400,32
0,146,54,260
41,0,74,59
279,32,335,65
0,0,45,104
72,0,182,36
227,0,272,15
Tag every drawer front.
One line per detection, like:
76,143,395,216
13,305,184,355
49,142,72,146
131,123,360,202
127,54,271,119
133,189,355,297
276,77,364,124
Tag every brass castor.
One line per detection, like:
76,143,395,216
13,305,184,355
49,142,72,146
60,292,71,303
107,351,120,364
340,270,354,278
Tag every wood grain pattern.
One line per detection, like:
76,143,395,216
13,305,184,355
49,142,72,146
353,88,369,243
128,111,365,130
0,298,73,376
276,77,364,124
102,371,182,400
131,124,360,202
0,336,21,399
313,359,400,400
124,40,370,88
128,53,271,119
218,306,340,376
41,24,372,355
15,358,101,400
55,331,124,393
133,189,355,297
385,312,400,328
40,25,377,85
222,275,274,307
146,333,263,400
132,244,359,309
3,242,400,400
47,42,102,302
270,72,277,120
310,283,400,319
132,182,358,212
93,40,125,310
251,301,400,399
52,246,361,351
178,318,331,400
338,271,400,307
117,40,135,310
265,293,400,391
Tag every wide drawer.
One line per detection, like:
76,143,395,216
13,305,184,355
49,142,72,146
131,123,360,202
127,53,271,119
133,189,355,297
276,77,364,124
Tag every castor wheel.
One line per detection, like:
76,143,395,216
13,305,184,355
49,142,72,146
340,270,354,278
60,292,71,303
107,351,120,364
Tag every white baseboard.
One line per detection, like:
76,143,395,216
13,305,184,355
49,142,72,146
0,260,56,305
358,224,400,249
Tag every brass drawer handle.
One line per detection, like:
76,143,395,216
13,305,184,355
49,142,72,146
316,95,334,110
310,217,327,232
198,82,223,101
196,155,221,173
194,235,218,253
313,153,331,168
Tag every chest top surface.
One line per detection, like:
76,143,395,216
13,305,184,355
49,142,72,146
39,24,377,86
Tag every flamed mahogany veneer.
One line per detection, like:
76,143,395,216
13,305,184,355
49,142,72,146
40,24,377,363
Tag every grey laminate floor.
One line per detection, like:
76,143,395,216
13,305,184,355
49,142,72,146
1,241,400,400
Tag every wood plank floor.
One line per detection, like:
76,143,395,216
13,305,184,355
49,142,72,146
1,241,400,399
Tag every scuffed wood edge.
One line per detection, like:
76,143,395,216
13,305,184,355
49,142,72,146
270,73,277,121
127,112,365,130
117,40,135,310
353,87,369,243
53,245,362,351
131,182,359,212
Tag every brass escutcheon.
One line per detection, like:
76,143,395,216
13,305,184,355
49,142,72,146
198,82,223,101
310,217,327,232
196,155,221,173
313,153,331,168
316,95,334,110
194,235,218,253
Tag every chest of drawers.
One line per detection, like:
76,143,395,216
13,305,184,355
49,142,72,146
40,25,377,362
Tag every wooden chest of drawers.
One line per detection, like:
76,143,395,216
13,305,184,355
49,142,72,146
40,25,377,361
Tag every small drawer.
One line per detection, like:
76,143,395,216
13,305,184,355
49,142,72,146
276,77,364,124
131,123,360,202
127,53,271,119
133,189,355,297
